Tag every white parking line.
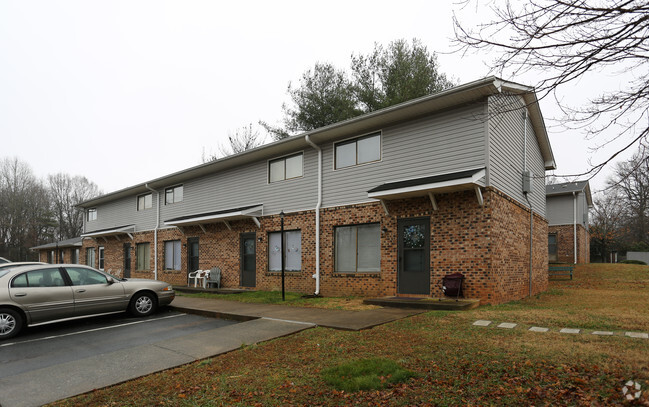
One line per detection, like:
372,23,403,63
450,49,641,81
0,313,186,348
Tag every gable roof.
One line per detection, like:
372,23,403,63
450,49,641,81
546,180,593,206
79,76,555,208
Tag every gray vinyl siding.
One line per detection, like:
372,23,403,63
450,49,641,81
85,194,158,233
158,148,318,223
86,150,318,233
487,94,546,217
547,193,589,227
322,104,488,208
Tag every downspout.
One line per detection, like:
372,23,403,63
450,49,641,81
145,184,159,280
305,135,322,295
573,191,578,264
523,110,533,297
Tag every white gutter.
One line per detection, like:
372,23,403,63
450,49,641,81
573,191,578,264
145,184,159,280
305,134,322,296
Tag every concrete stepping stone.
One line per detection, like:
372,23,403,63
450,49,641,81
529,326,549,332
497,322,517,329
592,331,614,336
625,332,649,339
472,320,492,327
560,328,580,334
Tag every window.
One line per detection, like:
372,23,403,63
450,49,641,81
98,246,105,270
165,185,183,204
136,243,150,271
335,223,380,272
269,153,303,183
66,267,108,286
268,230,301,271
137,193,152,211
59,250,64,263
164,240,182,270
11,268,66,288
71,248,79,264
47,250,54,264
87,208,97,221
86,247,96,267
335,132,381,169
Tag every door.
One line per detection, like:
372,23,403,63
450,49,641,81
187,238,199,279
397,218,430,295
64,266,127,316
123,243,131,278
9,267,75,323
240,233,256,287
548,234,558,262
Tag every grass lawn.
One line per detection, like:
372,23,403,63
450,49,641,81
51,263,649,406
179,290,380,311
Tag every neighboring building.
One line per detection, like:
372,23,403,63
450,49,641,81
77,77,556,305
31,237,83,264
546,181,592,264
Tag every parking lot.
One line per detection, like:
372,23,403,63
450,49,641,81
0,308,311,407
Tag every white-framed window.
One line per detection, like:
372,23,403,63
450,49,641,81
72,248,79,264
86,247,96,267
335,223,380,272
335,132,381,169
98,246,105,270
164,240,182,271
137,193,153,211
136,243,150,271
268,230,301,271
269,153,303,183
47,250,54,264
165,185,183,205
87,208,97,221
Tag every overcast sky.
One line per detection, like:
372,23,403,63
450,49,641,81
0,1,635,196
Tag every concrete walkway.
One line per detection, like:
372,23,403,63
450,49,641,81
171,296,426,331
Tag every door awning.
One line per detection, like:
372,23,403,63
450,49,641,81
81,225,135,241
164,204,263,231
367,168,486,214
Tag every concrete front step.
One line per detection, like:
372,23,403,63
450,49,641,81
363,296,480,310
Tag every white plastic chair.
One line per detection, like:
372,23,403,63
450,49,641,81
188,270,203,287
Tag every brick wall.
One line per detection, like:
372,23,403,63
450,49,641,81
548,224,590,264
80,187,549,305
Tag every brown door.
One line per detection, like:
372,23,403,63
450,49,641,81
397,217,430,295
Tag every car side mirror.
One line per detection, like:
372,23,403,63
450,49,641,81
106,276,115,284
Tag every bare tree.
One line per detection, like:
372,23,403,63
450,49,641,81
453,0,649,178
609,153,649,244
48,173,101,240
0,157,54,261
590,192,626,262
203,123,267,161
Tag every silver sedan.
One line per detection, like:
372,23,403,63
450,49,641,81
0,264,175,339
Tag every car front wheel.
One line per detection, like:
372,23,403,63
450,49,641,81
0,308,22,339
129,292,156,317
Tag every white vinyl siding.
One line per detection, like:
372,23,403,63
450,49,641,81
335,224,380,272
164,240,182,270
268,230,301,271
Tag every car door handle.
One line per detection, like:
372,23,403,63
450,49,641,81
76,289,86,293
14,293,27,297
